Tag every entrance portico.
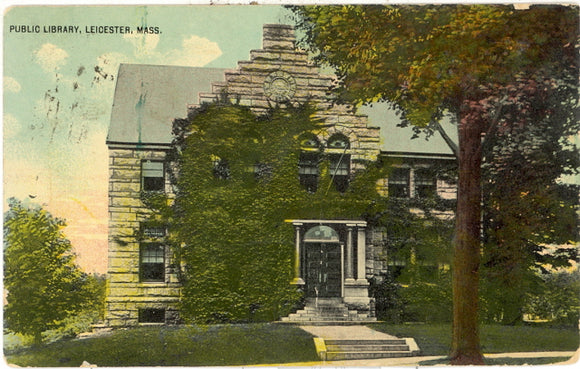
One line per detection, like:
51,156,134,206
289,219,371,311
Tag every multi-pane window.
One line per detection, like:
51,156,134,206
138,308,165,323
414,169,436,198
330,154,350,193
389,168,410,198
142,161,164,192
299,152,319,193
140,243,165,282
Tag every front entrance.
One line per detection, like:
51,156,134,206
305,242,341,297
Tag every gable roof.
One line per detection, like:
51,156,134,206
107,63,226,146
107,63,456,157
360,103,457,158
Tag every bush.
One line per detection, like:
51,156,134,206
42,311,101,343
525,269,580,327
369,274,404,323
400,280,453,322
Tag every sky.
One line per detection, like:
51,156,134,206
3,5,294,274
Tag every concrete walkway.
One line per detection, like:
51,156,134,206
246,325,578,367
299,325,400,341
248,351,577,367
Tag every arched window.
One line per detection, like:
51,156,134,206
300,134,321,149
304,225,340,242
327,134,350,149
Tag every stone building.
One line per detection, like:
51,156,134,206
105,24,456,326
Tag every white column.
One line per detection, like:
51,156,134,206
345,226,355,281
291,223,304,285
357,225,367,281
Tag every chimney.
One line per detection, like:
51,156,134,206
262,24,295,50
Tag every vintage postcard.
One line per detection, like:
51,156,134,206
3,2,578,367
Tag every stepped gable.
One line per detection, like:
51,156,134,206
192,24,381,164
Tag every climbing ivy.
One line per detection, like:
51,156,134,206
160,100,386,323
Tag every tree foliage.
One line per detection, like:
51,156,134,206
525,269,580,326
164,101,385,323
480,75,579,325
3,198,101,344
291,4,578,364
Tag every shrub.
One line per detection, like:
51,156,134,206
369,274,405,323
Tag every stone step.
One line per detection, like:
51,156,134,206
298,309,349,314
325,339,406,346
285,316,351,321
292,314,350,319
326,344,410,352
282,298,376,323
305,306,349,310
326,351,413,361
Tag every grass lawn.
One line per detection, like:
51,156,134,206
5,323,319,367
370,322,580,356
6,322,578,366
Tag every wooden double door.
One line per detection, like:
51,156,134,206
305,242,341,298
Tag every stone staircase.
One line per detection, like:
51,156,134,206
321,338,418,361
280,298,376,324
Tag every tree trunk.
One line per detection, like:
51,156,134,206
449,111,485,365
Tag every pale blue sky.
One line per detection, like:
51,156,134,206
3,5,293,272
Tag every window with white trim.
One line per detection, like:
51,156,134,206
140,243,165,282
142,160,165,192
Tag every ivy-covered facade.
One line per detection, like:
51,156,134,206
105,24,456,326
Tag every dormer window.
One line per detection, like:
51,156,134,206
142,160,165,192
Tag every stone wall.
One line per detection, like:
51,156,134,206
106,147,180,326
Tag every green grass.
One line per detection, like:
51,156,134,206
7,323,579,366
369,322,580,356
5,324,319,367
